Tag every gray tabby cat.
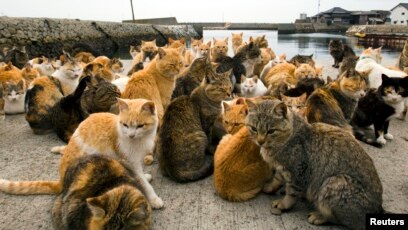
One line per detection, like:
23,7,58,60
245,98,383,230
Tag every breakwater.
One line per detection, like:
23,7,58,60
346,25,408,49
0,17,199,58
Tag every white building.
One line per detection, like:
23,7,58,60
389,3,408,25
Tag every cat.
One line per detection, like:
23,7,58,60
240,74,268,98
288,54,315,68
245,98,383,230
351,74,408,147
92,56,124,75
281,92,307,117
129,45,140,59
3,45,29,69
214,98,271,202
294,63,322,79
50,75,121,142
254,48,276,76
260,53,287,81
0,62,23,84
21,63,40,85
2,79,26,114
210,37,229,62
157,66,232,183
168,37,186,49
339,55,359,75
122,47,185,120
306,69,368,132
249,35,268,48
52,154,151,230
356,47,406,88
329,39,344,68
172,57,209,99
25,53,83,134
185,38,203,66
132,39,158,67
263,62,297,90
284,77,326,98
215,42,261,93
398,39,408,70
83,62,115,82
196,41,212,59
32,56,56,76
231,32,244,55
74,51,95,63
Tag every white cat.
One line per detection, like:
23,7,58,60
240,75,268,98
112,76,130,93
2,80,26,114
51,53,83,95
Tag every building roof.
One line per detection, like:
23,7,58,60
391,3,408,11
313,7,351,17
351,11,378,16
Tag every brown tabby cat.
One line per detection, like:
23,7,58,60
122,47,185,120
210,37,229,62
157,65,232,183
249,35,268,48
306,69,368,132
281,93,307,118
245,98,383,230
214,98,271,202
288,54,315,68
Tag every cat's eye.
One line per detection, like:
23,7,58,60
122,123,129,128
248,126,257,132
267,129,276,135
137,124,145,129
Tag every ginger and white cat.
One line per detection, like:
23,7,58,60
51,53,83,95
196,41,212,59
2,79,26,114
240,75,268,98
185,38,203,66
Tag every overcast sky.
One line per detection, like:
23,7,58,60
0,0,404,23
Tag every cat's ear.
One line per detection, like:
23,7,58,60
245,99,258,112
381,74,390,83
280,53,287,61
299,92,307,102
24,63,31,71
86,197,106,219
222,101,231,113
249,36,254,42
224,37,229,44
253,75,259,83
199,38,204,43
206,41,212,47
158,48,166,59
240,32,243,36
141,101,156,115
236,97,245,105
241,75,246,83
117,98,129,111
17,79,25,89
274,102,288,119
168,37,175,44
180,37,186,44
309,54,313,58
213,37,217,44
375,46,382,52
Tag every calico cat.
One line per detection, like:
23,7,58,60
132,40,158,67
281,92,307,117
306,69,368,131
157,66,232,183
172,57,209,99
210,37,229,62
398,39,408,70
25,53,83,134
2,79,26,114
3,45,29,69
254,48,276,76
21,63,40,85
288,54,315,68
214,99,271,202
232,32,244,55
351,74,408,147
52,154,151,230
216,42,261,92
50,75,121,142
122,47,185,120
185,38,203,66
245,98,383,230
240,75,267,98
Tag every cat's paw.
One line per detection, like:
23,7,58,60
144,173,152,182
149,197,164,209
307,211,328,225
271,197,295,212
51,145,66,154
384,133,394,140
144,154,154,166
376,136,387,145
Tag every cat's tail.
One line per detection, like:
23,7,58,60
70,75,91,102
352,128,383,148
0,179,61,195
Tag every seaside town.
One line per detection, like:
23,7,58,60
0,1,407,230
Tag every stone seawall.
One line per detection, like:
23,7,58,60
0,17,199,58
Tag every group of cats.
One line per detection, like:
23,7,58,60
0,34,407,229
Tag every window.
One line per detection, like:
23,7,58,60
394,21,397,24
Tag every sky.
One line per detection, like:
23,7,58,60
0,0,405,23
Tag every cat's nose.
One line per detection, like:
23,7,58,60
257,136,266,146
129,134,135,138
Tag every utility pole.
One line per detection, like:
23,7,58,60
130,0,135,22
317,0,321,14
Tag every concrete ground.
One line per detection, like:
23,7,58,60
0,60,407,230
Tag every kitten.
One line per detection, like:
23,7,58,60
398,39,408,70
21,63,40,85
288,54,315,68
231,32,244,55
172,57,209,99
254,48,276,76
133,40,158,67
3,45,29,69
2,79,26,114
196,41,212,59
245,98,383,229
281,92,307,117
122,47,185,120
306,69,368,131
329,39,344,68
157,66,232,183
216,42,261,92
210,37,229,62
52,154,151,230
185,38,203,66
351,74,408,147
214,99,271,202
240,75,267,98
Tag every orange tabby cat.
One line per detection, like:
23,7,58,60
197,41,212,59
214,98,272,202
211,37,229,62
168,37,186,48
232,32,244,55
294,63,322,79
122,47,184,120
92,56,124,74
21,63,40,85
185,38,203,66
0,62,23,85
263,62,297,89
133,39,158,66
0,98,164,210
